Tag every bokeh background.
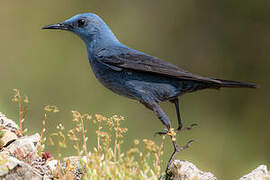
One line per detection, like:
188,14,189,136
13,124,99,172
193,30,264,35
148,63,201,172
0,0,269,179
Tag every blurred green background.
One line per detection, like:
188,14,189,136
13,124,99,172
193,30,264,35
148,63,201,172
0,0,269,179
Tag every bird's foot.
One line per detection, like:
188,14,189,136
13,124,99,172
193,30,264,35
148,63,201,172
166,139,194,173
175,123,198,133
154,127,195,173
154,127,177,137
174,139,194,152
154,128,169,136
155,123,198,136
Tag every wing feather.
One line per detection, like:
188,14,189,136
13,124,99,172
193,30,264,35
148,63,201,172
96,47,221,84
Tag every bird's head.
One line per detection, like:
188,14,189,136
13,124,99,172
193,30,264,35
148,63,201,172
43,13,119,45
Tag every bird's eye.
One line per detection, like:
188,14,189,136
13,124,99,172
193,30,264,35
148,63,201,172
77,19,86,27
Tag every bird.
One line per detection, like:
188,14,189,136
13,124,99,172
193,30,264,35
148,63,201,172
42,13,256,171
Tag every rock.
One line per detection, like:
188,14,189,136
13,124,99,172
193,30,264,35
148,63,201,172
169,160,270,180
4,133,40,161
63,156,87,166
0,112,19,133
169,160,217,180
45,159,58,176
239,165,270,180
62,156,85,179
44,157,84,179
0,153,43,180
0,129,18,148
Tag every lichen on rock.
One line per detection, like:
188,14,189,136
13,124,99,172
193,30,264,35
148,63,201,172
239,165,270,180
168,160,217,180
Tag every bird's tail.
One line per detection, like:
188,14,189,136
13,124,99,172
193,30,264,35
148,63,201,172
213,78,257,88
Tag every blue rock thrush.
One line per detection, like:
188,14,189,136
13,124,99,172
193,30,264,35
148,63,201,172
43,13,256,171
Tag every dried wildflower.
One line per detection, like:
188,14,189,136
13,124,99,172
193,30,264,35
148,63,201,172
40,105,59,143
44,105,59,112
143,139,158,152
95,114,107,122
9,90,165,179
167,128,176,141
134,139,139,145
84,114,92,121
49,124,67,179
11,89,29,134
70,111,89,160
71,110,81,122
23,96,29,103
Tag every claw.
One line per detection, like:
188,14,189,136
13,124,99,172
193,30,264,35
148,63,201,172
191,123,199,127
178,139,194,151
154,128,168,136
176,123,198,132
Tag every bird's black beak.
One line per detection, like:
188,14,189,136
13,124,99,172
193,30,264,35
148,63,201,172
42,23,72,30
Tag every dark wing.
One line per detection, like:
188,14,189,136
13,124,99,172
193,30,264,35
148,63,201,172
96,47,221,84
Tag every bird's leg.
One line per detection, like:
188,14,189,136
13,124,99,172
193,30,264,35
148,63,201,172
152,103,171,132
141,101,194,172
141,101,172,134
171,98,198,133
